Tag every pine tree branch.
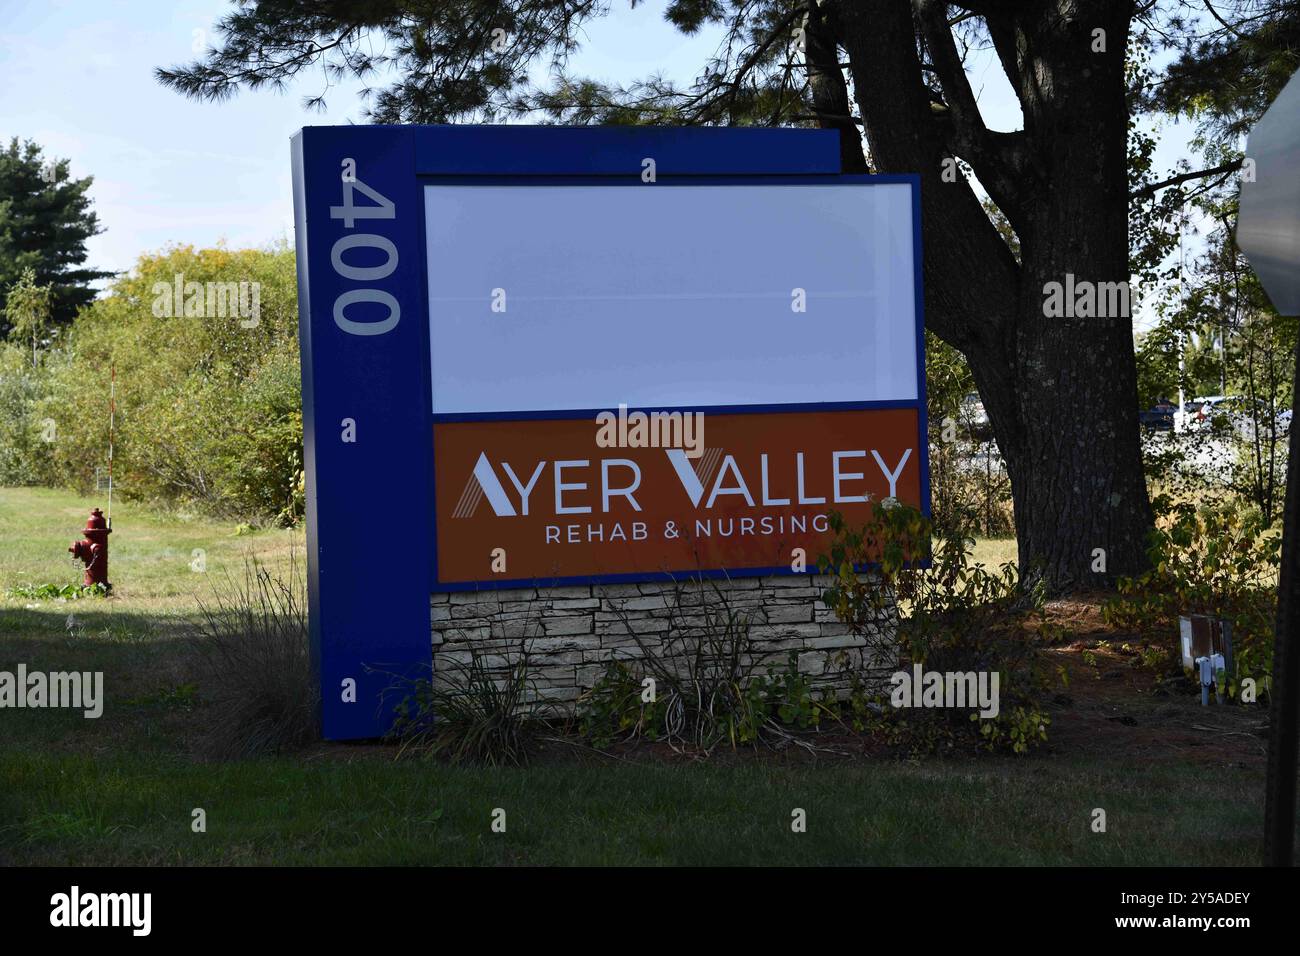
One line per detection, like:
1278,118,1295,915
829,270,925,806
1129,158,1243,199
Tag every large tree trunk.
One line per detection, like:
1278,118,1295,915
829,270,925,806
833,0,1153,594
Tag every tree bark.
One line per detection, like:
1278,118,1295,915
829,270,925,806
1264,327,1300,865
833,0,1153,593
804,1,868,173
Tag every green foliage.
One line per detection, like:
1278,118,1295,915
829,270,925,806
391,642,539,767
593,578,774,751
575,580,844,752
1135,202,1294,523
574,574,764,754
3,267,54,365
20,243,304,523
925,332,1014,538
1133,8,1298,523
577,649,838,751
0,343,58,484
1128,30,1188,289
974,706,1051,755
156,1,617,124
1147,2,1299,142
577,660,670,748
818,504,1034,657
925,331,975,416
1105,497,1279,699
1138,644,1169,670
0,138,112,334
817,503,1055,755
761,653,830,729
6,581,109,600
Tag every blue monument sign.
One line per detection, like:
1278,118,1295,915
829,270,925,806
291,125,925,740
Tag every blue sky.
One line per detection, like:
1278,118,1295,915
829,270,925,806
1,0,1201,330
0,0,720,275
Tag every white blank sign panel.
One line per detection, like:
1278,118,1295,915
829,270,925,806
423,183,917,414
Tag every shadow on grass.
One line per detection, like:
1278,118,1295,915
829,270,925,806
0,604,204,752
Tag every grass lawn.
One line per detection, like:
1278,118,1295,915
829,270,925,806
0,486,1290,865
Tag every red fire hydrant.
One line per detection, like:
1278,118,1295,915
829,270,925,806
69,508,112,590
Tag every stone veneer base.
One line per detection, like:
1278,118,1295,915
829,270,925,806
432,574,893,712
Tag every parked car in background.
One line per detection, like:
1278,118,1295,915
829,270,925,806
1174,395,1291,440
1173,395,1225,432
1139,397,1176,431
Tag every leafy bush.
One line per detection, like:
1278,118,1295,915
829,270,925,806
0,343,57,484
577,660,670,748
818,503,1055,754
189,555,317,757
1104,496,1279,700
20,243,303,523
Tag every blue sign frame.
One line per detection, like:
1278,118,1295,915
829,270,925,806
292,125,926,740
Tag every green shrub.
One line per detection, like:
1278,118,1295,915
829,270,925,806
818,503,1055,754
27,243,303,522
925,331,1014,537
1104,496,1279,700
578,651,840,752
0,343,57,484
577,659,670,748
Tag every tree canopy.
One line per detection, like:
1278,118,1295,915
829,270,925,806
0,138,112,335
157,1,1300,593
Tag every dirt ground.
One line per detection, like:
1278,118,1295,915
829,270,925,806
1036,598,1268,768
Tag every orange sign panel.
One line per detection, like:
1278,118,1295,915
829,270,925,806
434,408,922,585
